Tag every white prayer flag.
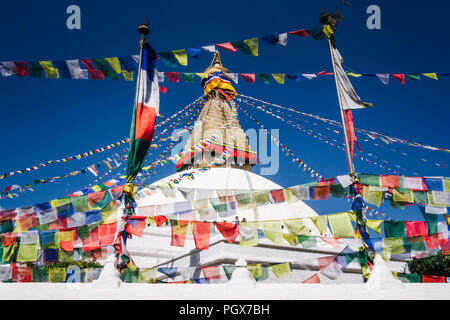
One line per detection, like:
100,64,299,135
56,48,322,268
376,73,390,85
65,60,88,79
302,74,317,80
201,45,216,52
277,33,288,46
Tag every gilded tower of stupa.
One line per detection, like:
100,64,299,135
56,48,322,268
175,51,257,172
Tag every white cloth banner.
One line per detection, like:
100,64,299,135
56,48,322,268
401,177,424,190
337,175,353,188
65,60,89,79
330,46,365,110
277,33,288,46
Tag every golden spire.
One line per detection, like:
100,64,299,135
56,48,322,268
203,50,231,75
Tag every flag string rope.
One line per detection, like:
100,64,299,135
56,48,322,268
238,97,421,176
236,93,450,154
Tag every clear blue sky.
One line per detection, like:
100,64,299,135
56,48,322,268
0,0,449,225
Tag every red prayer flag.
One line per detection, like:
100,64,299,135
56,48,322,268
159,86,168,94
269,189,285,203
343,109,361,162
317,255,336,270
405,221,428,237
380,175,400,188
424,233,445,250
82,227,100,252
317,70,333,75
80,59,105,80
125,217,146,237
288,29,309,37
154,215,168,226
391,74,405,84
440,238,450,255
0,209,15,222
202,266,221,280
193,221,210,250
165,72,180,83
216,42,237,52
302,273,320,283
14,62,28,76
240,73,256,83
214,222,239,244
313,185,330,200
2,233,17,246
11,263,32,282
320,237,341,249
422,275,445,283
99,221,118,245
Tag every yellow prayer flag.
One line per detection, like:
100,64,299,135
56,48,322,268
422,73,438,80
327,212,355,238
239,221,258,247
283,218,310,235
445,214,450,226
104,57,122,74
244,38,259,56
283,233,300,246
382,237,404,255
101,201,119,224
39,61,60,79
347,210,357,222
347,72,362,77
50,198,70,208
261,220,284,245
122,71,134,81
48,268,67,282
310,216,328,235
172,49,188,66
269,262,291,278
195,73,208,79
272,74,285,84
393,188,414,203
363,186,383,207
366,220,382,234
138,268,156,283
283,188,298,203
60,230,75,242
247,264,263,279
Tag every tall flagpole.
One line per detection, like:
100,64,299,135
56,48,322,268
320,11,374,282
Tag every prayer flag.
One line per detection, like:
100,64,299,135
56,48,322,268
125,217,146,237
272,74,285,84
172,49,188,66
261,220,284,245
283,219,310,235
239,221,258,247
422,73,438,80
158,52,179,67
258,74,271,84
92,58,119,79
391,74,405,84
405,221,428,237
243,38,259,56
193,221,210,250
302,273,320,283
202,266,221,280
27,61,44,77
216,42,237,52
170,220,190,247
214,222,239,244
376,73,389,84
384,221,406,238
187,48,201,58
166,71,180,83
393,188,414,203
327,212,355,238
288,29,309,37
363,186,383,207
240,73,255,83
269,262,291,278
13,62,28,76
380,175,400,188
39,61,59,79
80,59,104,80
126,42,160,183
310,216,328,235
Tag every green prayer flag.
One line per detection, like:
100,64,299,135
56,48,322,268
359,174,381,187
330,184,348,198
406,74,421,80
32,267,49,282
397,273,421,283
223,265,236,280
159,52,179,68
71,195,91,212
420,208,439,234
58,248,75,262
235,192,251,207
0,220,13,234
120,268,139,283
297,235,316,248
230,40,252,56
77,225,90,240
305,26,325,40
384,221,406,238
27,61,43,77
413,191,428,204
92,58,119,79
181,73,195,83
258,74,271,84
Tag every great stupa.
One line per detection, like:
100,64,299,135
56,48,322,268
125,52,407,283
